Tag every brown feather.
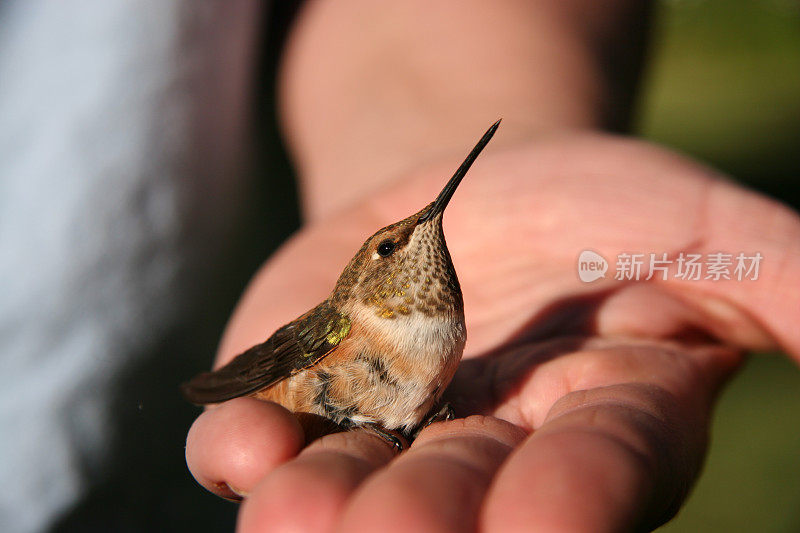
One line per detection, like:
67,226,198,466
180,301,351,404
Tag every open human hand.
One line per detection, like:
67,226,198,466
185,134,800,532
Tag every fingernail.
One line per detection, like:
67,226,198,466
213,481,247,502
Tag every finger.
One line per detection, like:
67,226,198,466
485,337,742,431
664,178,800,357
482,382,710,532
237,429,397,533
336,416,526,533
185,398,304,500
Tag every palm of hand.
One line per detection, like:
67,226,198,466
186,134,799,532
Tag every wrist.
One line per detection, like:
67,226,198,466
279,0,649,221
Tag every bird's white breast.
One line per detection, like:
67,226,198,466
348,305,466,430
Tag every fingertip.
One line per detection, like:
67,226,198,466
186,397,304,498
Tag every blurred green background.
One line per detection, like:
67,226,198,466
637,1,800,531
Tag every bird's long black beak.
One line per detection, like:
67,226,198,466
418,119,501,223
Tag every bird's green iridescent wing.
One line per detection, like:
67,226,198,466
180,301,351,404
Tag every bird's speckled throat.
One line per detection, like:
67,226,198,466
332,211,462,322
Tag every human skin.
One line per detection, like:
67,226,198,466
185,1,800,531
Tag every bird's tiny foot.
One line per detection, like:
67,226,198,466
430,402,456,424
361,423,408,452
411,402,455,440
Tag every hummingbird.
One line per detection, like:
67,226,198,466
181,120,500,449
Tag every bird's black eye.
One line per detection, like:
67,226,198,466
377,239,396,257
